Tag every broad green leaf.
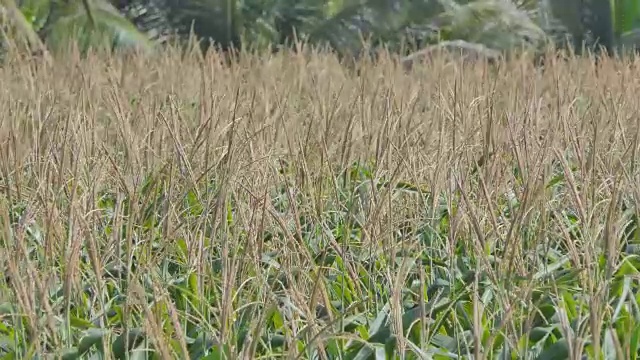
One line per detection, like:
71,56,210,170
535,338,570,360
0,303,13,315
78,328,107,355
111,328,146,359
69,315,94,330
530,326,554,343
430,333,458,353
613,0,640,35
438,0,548,51
0,0,50,56
16,0,49,30
188,332,219,359
41,0,154,53
619,28,640,53
59,348,80,360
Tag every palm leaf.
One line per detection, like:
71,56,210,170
437,0,548,52
40,0,154,53
1,0,51,57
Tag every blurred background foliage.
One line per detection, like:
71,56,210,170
1,0,640,62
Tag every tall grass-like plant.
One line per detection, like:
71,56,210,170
2,41,640,359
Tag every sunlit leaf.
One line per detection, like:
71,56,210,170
41,0,154,53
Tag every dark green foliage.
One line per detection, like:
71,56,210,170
580,0,615,55
6,0,640,62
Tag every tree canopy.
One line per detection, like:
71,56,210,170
1,0,639,61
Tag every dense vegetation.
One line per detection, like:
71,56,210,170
4,1,640,359
2,0,640,62
2,41,640,359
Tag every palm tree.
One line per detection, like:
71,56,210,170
1,0,636,62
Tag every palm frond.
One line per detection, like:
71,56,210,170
40,0,155,53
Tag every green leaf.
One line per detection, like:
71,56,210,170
0,303,13,316
187,272,200,308
17,0,50,30
430,333,458,353
188,332,219,359
111,328,146,359
60,348,80,360
530,327,554,343
40,0,154,54
630,324,640,360
69,315,95,330
0,0,50,56
613,0,640,35
437,0,548,51
78,328,107,355
535,338,570,360
200,344,232,360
